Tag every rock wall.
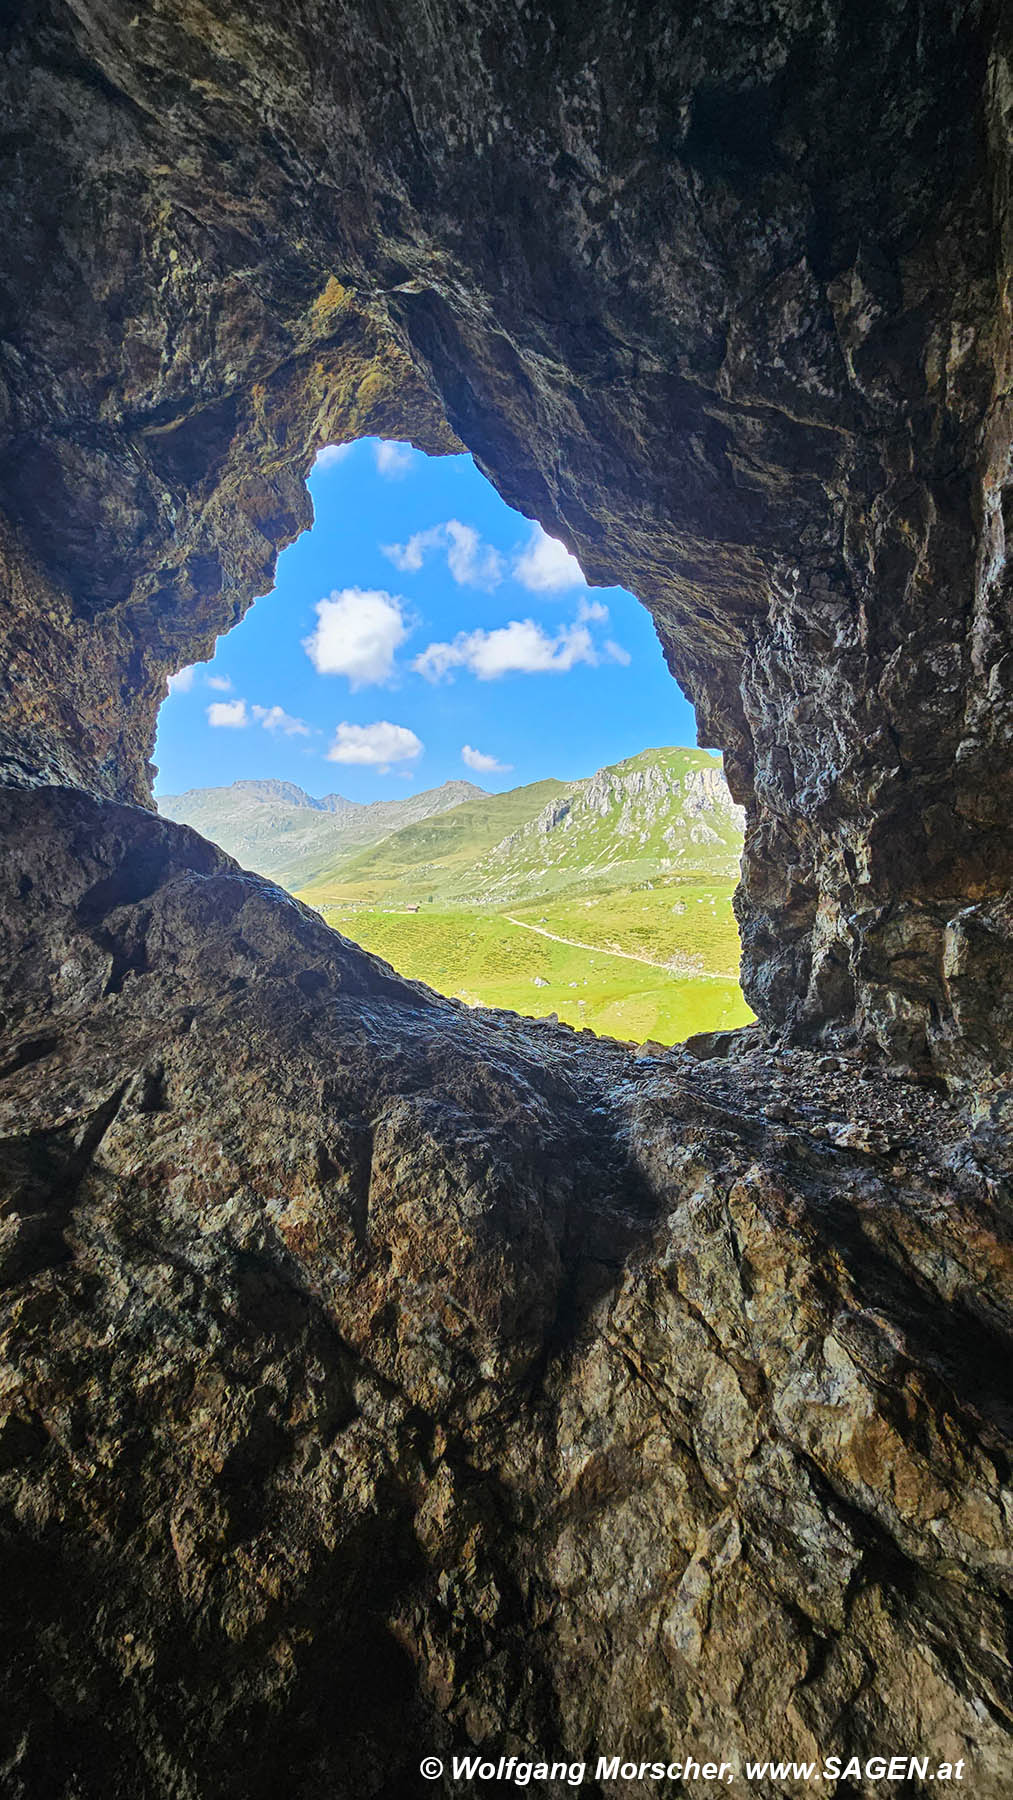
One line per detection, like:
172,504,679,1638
2,3,1013,1795
1,789,1011,1797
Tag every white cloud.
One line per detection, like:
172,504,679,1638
206,673,232,691
314,442,354,470
382,519,504,590
167,664,196,694
572,597,630,663
326,721,423,768
462,744,513,773
513,523,585,592
445,521,505,588
207,699,248,728
413,618,597,682
303,588,412,688
374,440,416,479
382,531,432,575
251,703,311,737
577,597,609,624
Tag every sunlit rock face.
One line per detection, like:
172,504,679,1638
1,4,1013,1795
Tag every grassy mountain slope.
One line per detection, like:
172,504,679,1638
161,747,751,1045
297,748,742,910
298,747,751,1045
296,779,569,908
508,878,744,972
458,746,742,905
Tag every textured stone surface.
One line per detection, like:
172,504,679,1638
1,1,1012,1065
1,788,1011,1796
3,5,1013,1794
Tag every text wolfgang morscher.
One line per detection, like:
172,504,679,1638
421,1751,967,1786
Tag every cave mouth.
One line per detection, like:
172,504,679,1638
0,0,1007,1083
154,437,751,1046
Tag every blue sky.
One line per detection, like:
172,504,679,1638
154,437,700,800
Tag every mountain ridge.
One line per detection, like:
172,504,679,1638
156,777,486,888
462,746,744,905
296,746,744,911
158,748,744,910
297,745,749,1045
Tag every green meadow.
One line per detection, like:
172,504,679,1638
316,877,753,1045
160,746,756,1046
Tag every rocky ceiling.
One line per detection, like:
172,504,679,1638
1,4,1012,1796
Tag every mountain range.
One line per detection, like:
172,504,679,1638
157,776,485,890
160,748,744,910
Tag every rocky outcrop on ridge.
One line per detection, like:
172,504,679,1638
472,749,744,903
1,3,1013,1795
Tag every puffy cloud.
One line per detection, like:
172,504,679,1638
513,523,585,592
381,532,430,575
374,440,415,479
326,721,423,768
573,596,630,663
303,588,412,688
413,618,597,682
462,744,513,773
206,673,232,691
167,664,196,694
444,521,505,588
314,442,354,469
382,519,504,589
577,597,609,623
207,699,248,728
206,696,312,733
251,704,311,736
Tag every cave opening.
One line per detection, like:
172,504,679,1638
154,436,752,1045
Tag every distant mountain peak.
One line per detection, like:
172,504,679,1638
229,778,323,809
157,751,741,906
157,775,492,888
285,746,743,913
458,746,743,906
